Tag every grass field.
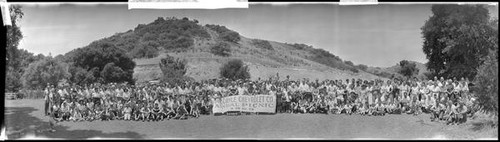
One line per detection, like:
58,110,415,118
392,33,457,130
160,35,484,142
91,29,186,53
3,99,498,140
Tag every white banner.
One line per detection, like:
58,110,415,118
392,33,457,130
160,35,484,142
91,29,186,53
212,95,276,114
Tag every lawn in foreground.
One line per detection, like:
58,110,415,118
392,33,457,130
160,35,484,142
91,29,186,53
3,99,497,139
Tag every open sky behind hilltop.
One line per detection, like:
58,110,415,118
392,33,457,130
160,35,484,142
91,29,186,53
18,3,499,67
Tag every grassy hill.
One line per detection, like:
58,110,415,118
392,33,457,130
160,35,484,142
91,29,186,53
67,17,384,82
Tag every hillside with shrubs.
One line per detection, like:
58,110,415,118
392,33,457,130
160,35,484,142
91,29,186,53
59,17,382,82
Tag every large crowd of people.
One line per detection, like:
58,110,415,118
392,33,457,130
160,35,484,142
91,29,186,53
44,76,477,126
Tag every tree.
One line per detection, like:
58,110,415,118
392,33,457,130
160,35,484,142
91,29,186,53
421,5,497,80
101,62,129,84
252,39,273,50
5,5,24,92
21,57,70,89
356,64,368,71
220,59,250,81
65,41,135,84
6,5,24,69
398,60,420,78
129,41,160,58
472,49,498,116
344,60,354,66
210,42,231,56
67,65,96,86
220,31,240,43
159,55,191,84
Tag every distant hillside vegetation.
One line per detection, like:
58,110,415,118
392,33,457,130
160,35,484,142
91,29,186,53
62,17,383,82
367,61,430,80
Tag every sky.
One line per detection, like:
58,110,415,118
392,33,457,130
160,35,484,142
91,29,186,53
17,3,499,67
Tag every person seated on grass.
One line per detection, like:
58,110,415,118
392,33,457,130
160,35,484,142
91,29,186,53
116,103,124,120
85,106,94,121
200,99,210,115
437,101,447,121
306,102,317,113
164,103,176,120
94,107,103,121
447,102,460,125
441,101,452,123
317,100,329,114
374,102,385,116
392,101,402,115
174,100,188,120
70,107,82,122
52,104,63,122
152,103,161,121
342,104,353,115
291,101,300,113
367,104,376,116
60,101,71,121
330,104,340,115
190,98,201,118
148,103,156,121
123,105,132,121
109,104,118,120
386,102,395,114
133,104,141,121
136,104,145,121
458,102,468,124
357,103,367,115
157,104,168,121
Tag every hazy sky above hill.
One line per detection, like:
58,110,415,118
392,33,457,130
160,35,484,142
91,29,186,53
18,3,498,67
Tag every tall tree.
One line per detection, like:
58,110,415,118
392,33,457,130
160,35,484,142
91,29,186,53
5,5,24,92
21,57,70,89
421,5,497,80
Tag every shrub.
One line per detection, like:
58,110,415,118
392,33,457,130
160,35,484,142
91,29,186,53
220,59,250,81
206,24,241,43
251,39,273,50
356,64,368,71
210,42,231,56
220,31,240,43
472,50,498,116
129,41,160,58
159,55,189,84
398,60,419,78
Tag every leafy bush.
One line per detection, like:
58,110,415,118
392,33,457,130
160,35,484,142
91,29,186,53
344,60,354,66
472,50,498,116
205,24,241,43
251,39,273,50
220,59,250,81
210,42,231,56
398,60,420,78
356,64,368,71
129,41,160,58
286,43,313,50
159,55,190,84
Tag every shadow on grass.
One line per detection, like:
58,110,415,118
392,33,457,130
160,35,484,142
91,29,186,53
469,119,498,132
4,106,145,140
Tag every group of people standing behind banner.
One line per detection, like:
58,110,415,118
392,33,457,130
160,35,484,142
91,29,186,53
43,75,477,125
